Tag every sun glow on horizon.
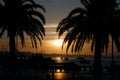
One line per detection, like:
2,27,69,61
53,39,63,47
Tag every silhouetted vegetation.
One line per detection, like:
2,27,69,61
0,0,45,69
57,0,120,77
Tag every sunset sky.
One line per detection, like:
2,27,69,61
0,0,119,56
0,0,81,54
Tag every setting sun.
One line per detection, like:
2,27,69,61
53,39,63,47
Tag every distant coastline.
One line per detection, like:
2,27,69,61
0,51,120,58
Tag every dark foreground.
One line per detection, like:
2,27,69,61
1,62,120,80
0,52,120,80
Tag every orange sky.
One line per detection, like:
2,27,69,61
0,34,119,56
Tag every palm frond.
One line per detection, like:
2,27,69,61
23,4,46,12
101,34,109,53
112,35,120,51
91,39,95,52
32,18,45,36
17,30,25,47
81,0,91,10
0,27,6,38
22,0,35,5
29,10,45,24
67,8,86,19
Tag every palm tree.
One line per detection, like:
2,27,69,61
57,0,120,75
0,0,45,68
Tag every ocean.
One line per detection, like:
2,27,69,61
51,55,120,66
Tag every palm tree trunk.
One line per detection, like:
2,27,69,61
93,36,102,78
9,33,17,69
111,37,114,80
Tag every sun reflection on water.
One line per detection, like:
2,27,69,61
53,56,64,63
53,69,66,80
56,69,65,73
48,68,66,79
48,56,67,79
54,72,66,80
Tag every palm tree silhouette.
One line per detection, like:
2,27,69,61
57,0,120,76
0,0,45,68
